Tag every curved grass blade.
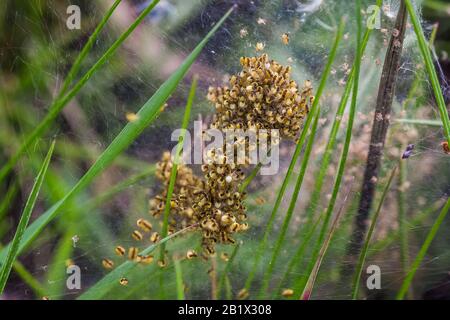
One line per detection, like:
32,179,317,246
294,0,363,298
303,0,382,224
78,224,196,300
174,258,185,300
394,119,442,127
59,0,122,96
239,163,262,193
300,178,353,300
404,0,450,145
370,198,445,254
45,165,155,299
0,181,19,221
0,7,234,266
242,105,315,293
10,258,47,298
218,242,240,297
160,75,198,260
242,17,345,293
351,166,397,299
273,211,324,298
397,159,410,289
157,75,197,297
258,106,321,298
86,165,155,209
0,242,46,298
396,196,450,300
0,0,160,184
0,140,55,294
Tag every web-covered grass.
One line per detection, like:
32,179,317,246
0,0,449,300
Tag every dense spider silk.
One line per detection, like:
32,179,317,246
1,0,449,300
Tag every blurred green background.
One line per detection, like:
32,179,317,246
1,0,450,300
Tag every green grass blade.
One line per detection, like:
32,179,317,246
160,75,198,260
396,196,450,300
0,181,18,221
0,243,46,298
10,259,47,298
85,166,155,209
258,106,321,298
157,75,197,298
395,119,442,127
274,211,324,298
78,225,196,300
397,160,410,281
224,275,233,300
303,0,382,223
33,166,151,299
370,199,445,254
174,259,185,300
242,17,345,293
300,179,352,300
45,229,76,299
218,242,240,297
404,0,450,143
351,166,397,299
242,106,315,292
0,0,160,184
59,0,122,96
0,140,55,294
0,8,234,266
294,0,363,297
239,163,262,193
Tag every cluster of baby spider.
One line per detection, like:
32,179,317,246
103,53,313,284
207,53,313,140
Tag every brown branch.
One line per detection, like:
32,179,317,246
347,1,408,258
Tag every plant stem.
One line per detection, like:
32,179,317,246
0,8,233,266
273,211,323,298
242,17,345,294
404,0,450,144
0,141,55,294
242,106,316,292
160,76,198,260
348,0,408,259
78,224,197,299
397,159,410,282
303,0,383,226
0,0,160,185
301,177,354,300
294,0,363,298
394,119,442,127
59,0,122,97
351,166,397,299
218,243,240,297
258,105,321,298
174,258,185,300
396,196,450,299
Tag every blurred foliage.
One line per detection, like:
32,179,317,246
0,0,449,300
